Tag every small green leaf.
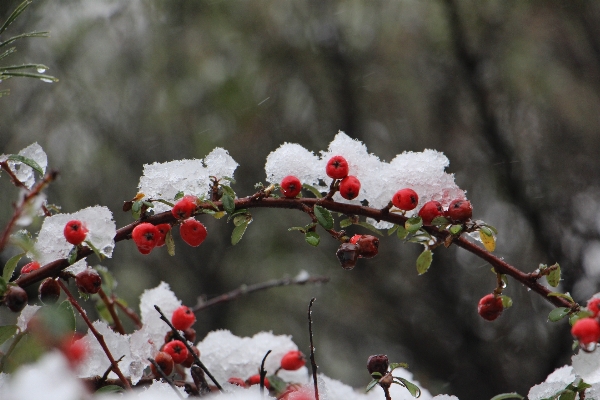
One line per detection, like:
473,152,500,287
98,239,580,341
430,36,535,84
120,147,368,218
397,225,409,239
0,325,18,345
95,385,125,394
431,216,449,228
84,240,104,262
339,218,352,228
548,307,570,322
174,191,185,201
389,362,408,371
0,277,7,295
370,372,383,378
266,375,287,393
212,211,226,219
166,230,175,256
558,389,576,400
395,377,421,398
67,246,78,265
3,252,25,282
231,220,250,245
305,232,320,246
547,263,561,287
547,292,575,303
500,295,513,309
490,393,524,400
233,214,250,227
314,205,334,230
222,194,235,214
570,310,593,326
356,222,383,236
221,185,235,198
288,226,305,232
449,224,463,235
405,217,423,233
387,225,399,236
479,228,496,252
416,249,433,275
7,154,43,176
366,378,379,393
302,184,323,198
479,226,493,237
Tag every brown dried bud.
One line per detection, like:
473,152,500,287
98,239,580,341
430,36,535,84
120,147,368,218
336,243,359,270
367,354,389,376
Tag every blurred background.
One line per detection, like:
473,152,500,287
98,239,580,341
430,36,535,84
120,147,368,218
1,0,600,398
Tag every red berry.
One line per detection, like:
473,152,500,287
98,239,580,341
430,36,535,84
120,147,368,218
155,224,171,247
228,377,247,387
477,294,503,321
280,386,315,400
339,175,361,200
4,285,28,312
246,374,270,389
349,234,361,245
21,261,40,274
151,351,174,377
75,269,102,294
60,336,87,367
571,318,600,345
392,188,419,211
181,346,200,368
418,201,444,225
163,340,189,364
183,327,197,343
355,235,380,259
64,220,88,245
588,298,600,317
132,222,160,254
172,305,196,330
280,350,306,371
179,219,207,247
446,199,473,222
39,278,61,304
336,243,359,270
326,156,349,179
367,354,389,376
281,176,302,198
172,196,197,219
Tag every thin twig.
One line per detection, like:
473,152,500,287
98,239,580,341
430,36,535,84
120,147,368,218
57,279,131,390
148,357,184,400
191,365,211,396
308,298,319,400
114,297,143,329
193,275,330,312
97,288,125,334
260,350,272,396
98,355,125,387
153,305,223,392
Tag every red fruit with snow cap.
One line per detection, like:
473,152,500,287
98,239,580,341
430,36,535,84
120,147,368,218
64,220,88,245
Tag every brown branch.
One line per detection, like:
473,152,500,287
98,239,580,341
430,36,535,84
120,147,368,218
57,280,131,390
97,288,125,334
193,274,330,313
308,298,319,400
14,196,575,310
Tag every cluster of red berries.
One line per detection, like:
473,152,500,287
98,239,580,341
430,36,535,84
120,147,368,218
150,305,199,378
280,155,361,200
477,293,504,321
571,297,600,346
391,189,473,225
227,349,306,393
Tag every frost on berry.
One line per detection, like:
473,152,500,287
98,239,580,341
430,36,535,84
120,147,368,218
64,220,89,245
31,206,116,265
179,218,207,247
132,222,160,254
478,294,503,321
281,175,302,198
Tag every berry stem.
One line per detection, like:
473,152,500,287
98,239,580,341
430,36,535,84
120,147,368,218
57,279,132,390
97,288,125,334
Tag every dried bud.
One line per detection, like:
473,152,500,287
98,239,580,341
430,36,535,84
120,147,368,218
367,354,389,376
336,243,359,270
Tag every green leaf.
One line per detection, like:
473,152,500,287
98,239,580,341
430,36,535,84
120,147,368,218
490,393,524,400
397,225,409,239
221,185,235,198
389,362,409,371
302,184,323,198
416,249,433,275
314,205,334,230
0,277,7,295
3,333,44,372
95,385,125,394
405,217,423,233
166,230,175,256
67,246,78,265
500,295,513,309
57,300,77,333
174,191,184,201
3,252,25,282
366,378,379,393
212,211,226,219
84,240,104,262
449,224,463,235
395,377,421,398
547,263,561,287
370,372,383,378
339,218,352,228
6,154,43,176
431,216,449,228
266,375,287,393
288,226,305,232
548,307,570,322
356,222,383,236
558,389,576,400
233,214,250,227
231,220,250,245
0,325,18,345
222,194,235,214
547,292,575,303
479,228,496,252
387,225,399,236
305,232,320,247
9,229,34,253
0,1,33,36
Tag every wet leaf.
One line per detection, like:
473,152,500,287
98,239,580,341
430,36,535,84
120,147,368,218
339,218,352,228
547,263,561,287
57,300,76,333
500,295,513,309
416,250,432,275
479,228,496,252
305,231,320,247
548,307,570,322
222,194,235,214
397,225,409,239
395,377,421,398
366,378,379,393
231,220,250,245
221,185,235,198
548,292,575,303
431,216,449,228
389,362,408,371
7,154,43,176
0,325,18,345
67,246,78,265
3,252,25,282
449,224,463,235
302,184,323,198
405,217,423,233
558,389,576,400
314,205,334,230
266,375,287,393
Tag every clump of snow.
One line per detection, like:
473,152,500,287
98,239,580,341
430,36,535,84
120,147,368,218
265,143,324,189
15,190,47,227
139,282,182,348
205,147,239,183
17,305,41,332
31,206,116,265
63,259,89,276
572,349,600,383
528,365,576,400
197,330,308,385
2,143,48,189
